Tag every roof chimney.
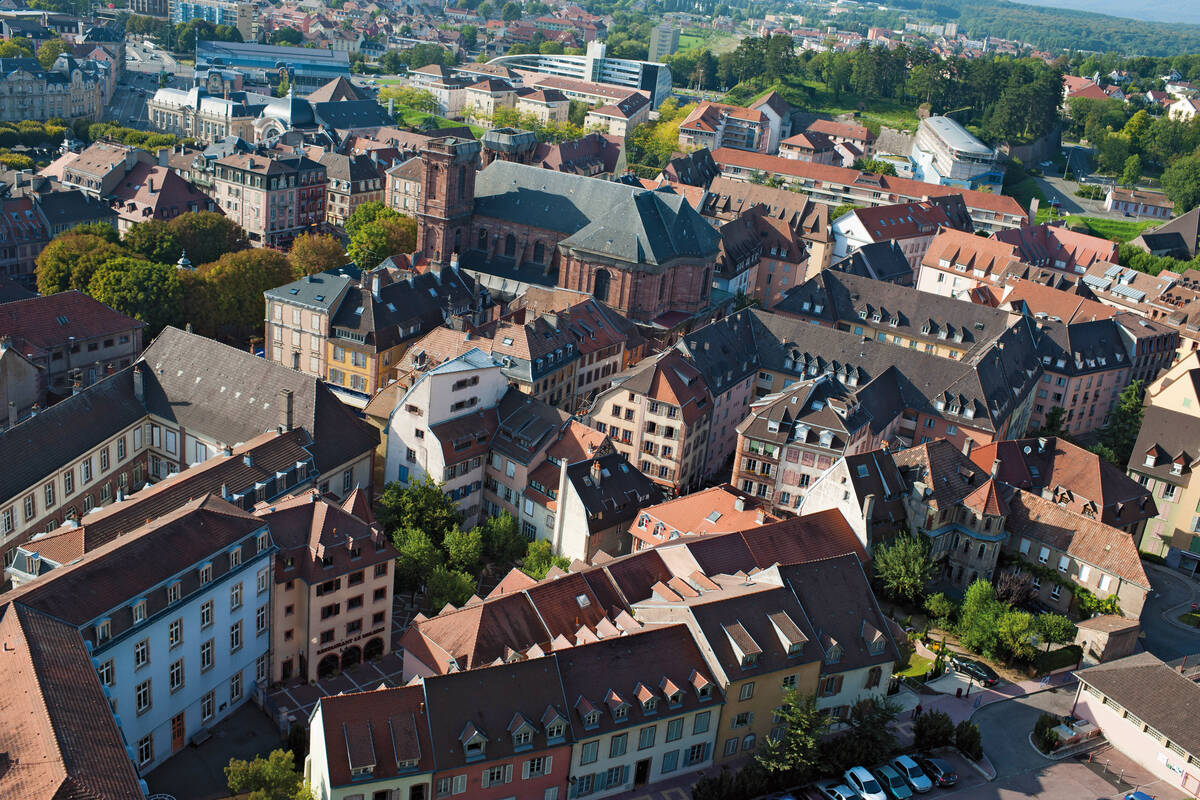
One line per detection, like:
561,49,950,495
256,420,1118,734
7,401,15,429
158,147,169,167
371,270,381,301
734,496,745,512
243,453,253,467
280,388,294,431
990,458,1001,479
754,509,765,525
1037,437,1047,453
450,252,460,272
133,364,144,405
590,459,602,485
223,442,233,457
961,437,974,457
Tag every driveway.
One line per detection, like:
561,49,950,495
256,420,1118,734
944,759,1189,799
1141,564,1200,661
971,689,1076,779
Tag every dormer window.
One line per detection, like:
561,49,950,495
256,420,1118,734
614,704,628,721
199,562,212,584
133,600,147,624
584,711,600,728
742,653,758,668
697,684,712,700
643,697,658,714
1145,453,1156,467
1172,462,1183,475
546,721,565,740
257,531,269,553
230,546,241,568
513,729,532,747
167,581,182,604
95,619,111,642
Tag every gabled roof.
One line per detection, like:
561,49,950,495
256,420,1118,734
0,290,143,359
0,602,144,800
314,683,434,787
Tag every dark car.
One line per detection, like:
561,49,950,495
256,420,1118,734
915,756,958,787
950,654,1000,687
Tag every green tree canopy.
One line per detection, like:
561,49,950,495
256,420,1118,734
755,691,828,781
480,512,526,564
1163,153,1200,213
428,565,476,610
36,38,69,70
167,211,249,265
0,39,33,58
35,234,126,295
392,527,443,593
87,256,183,333
873,533,933,605
521,538,569,580
1035,613,1077,651
225,748,313,800
957,578,1003,658
996,609,1037,662
288,233,347,276
344,201,397,237
271,26,304,45
1095,380,1144,467
444,526,484,575
376,476,463,547
347,215,417,270
198,248,295,341
124,219,182,264
67,221,120,243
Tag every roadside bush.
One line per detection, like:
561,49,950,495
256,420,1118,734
1034,712,1061,753
955,720,983,761
913,710,955,752
925,592,956,627
1033,645,1082,676
1074,183,1107,199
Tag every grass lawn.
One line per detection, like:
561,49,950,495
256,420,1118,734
1179,611,1200,627
786,79,920,133
393,107,486,137
678,29,740,54
1032,209,1158,242
1004,175,1044,208
896,654,934,679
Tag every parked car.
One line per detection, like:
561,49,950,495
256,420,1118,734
915,756,958,787
844,766,887,800
875,764,913,800
890,755,933,793
950,654,1000,687
816,782,858,800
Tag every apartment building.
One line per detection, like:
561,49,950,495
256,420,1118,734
1105,187,1173,219
0,55,106,122
3,495,274,773
259,490,397,683
797,449,909,549
587,352,713,496
679,102,770,154
0,290,144,395
211,152,327,248
1129,352,1200,573
830,196,973,269
0,326,378,562
264,264,483,404
318,151,385,228
778,131,836,164
628,485,777,552
711,148,1029,234
583,92,651,139
910,116,1002,192
1026,317,1133,436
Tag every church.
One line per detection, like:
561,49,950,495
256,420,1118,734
413,136,723,328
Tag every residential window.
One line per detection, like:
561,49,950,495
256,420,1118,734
256,605,268,634
230,671,242,702
134,638,149,668
168,618,182,648
739,682,754,701
43,482,54,507
201,639,214,672
580,740,599,765
684,743,708,766
168,581,181,604
523,756,551,779
662,750,679,774
609,732,627,758
231,583,242,610
782,674,797,689
133,599,147,624
200,600,213,629
230,546,241,568
1099,574,1112,592
137,734,153,766
638,725,656,750
201,691,214,722
257,567,269,594
1038,546,1050,565
693,711,711,735
97,659,114,686
169,658,185,692
63,469,73,496
230,620,243,653
724,737,739,756
81,458,92,484
136,679,152,714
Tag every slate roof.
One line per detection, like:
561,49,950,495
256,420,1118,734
306,75,368,103
0,602,145,800
1131,404,1200,486
894,438,991,510
565,452,663,534
1137,207,1200,259
314,99,394,132
471,160,719,266
828,241,913,284
141,326,378,471
314,684,434,788
0,366,146,504
0,290,143,358
1074,652,1200,757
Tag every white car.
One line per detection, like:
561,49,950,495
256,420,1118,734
816,782,857,800
844,766,887,800
890,755,933,793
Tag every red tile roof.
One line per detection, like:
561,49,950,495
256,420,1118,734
0,290,143,360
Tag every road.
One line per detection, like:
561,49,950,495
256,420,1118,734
972,689,1076,779
1140,564,1200,661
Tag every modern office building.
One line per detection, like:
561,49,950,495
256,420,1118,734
489,40,673,108
648,23,679,61
171,0,254,40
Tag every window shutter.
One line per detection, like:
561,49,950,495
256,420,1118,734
747,712,754,724
454,774,466,794
545,755,553,774
523,760,531,780
481,770,490,789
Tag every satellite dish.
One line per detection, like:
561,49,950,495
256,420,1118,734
1023,446,1032,455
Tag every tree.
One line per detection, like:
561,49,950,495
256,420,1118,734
37,38,69,70
500,1,520,19
853,158,898,176
995,570,1036,608
957,579,1003,658
345,201,396,237
873,534,933,605
378,86,440,115
955,720,983,761
347,216,417,270
87,256,184,333
1096,132,1131,175
271,26,304,45
276,69,291,97
225,748,313,800
1035,613,1077,651
1162,153,1200,213
925,592,956,627
428,565,476,609
1121,154,1143,187
0,39,33,58
521,539,569,580
913,710,955,752
68,221,119,243
829,202,862,220
1034,712,1060,753
376,476,463,547
1037,406,1068,437
167,211,248,265
35,234,126,295
392,527,443,593
444,526,484,574
288,233,346,276
198,249,295,341
997,609,1037,662
124,219,182,264
756,691,828,781
480,512,526,564
1095,380,1144,467
820,697,899,774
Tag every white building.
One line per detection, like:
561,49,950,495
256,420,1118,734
910,116,1003,193
383,348,508,523
5,494,273,773
489,40,673,108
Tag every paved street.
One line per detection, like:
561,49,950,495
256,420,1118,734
1141,563,1200,661
972,689,1076,779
